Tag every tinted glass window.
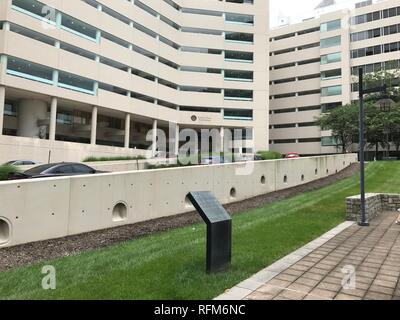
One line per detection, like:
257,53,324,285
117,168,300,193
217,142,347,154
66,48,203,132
72,164,94,174
24,164,55,175
52,165,74,174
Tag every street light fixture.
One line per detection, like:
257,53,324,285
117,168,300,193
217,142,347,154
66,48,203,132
358,68,389,227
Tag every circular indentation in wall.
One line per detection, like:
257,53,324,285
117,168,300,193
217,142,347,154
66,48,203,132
301,174,305,182
283,175,288,184
230,188,237,199
112,202,128,222
261,175,266,184
315,169,318,176
0,218,11,245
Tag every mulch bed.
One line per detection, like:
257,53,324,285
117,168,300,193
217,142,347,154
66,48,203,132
0,163,359,271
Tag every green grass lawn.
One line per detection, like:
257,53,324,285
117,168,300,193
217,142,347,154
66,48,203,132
1,161,400,300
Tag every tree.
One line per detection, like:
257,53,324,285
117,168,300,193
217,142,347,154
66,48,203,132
352,62,400,158
362,61,400,102
365,102,400,159
316,104,359,154
365,104,386,159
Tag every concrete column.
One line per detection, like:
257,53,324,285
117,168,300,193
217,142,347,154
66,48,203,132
56,12,62,28
49,97,57,141
52,70,59,86
1,55,8,78
17,100,48,138
220,127,225,153
152,119,158,157
91,106,98,145
174,123,180,156
0,86,5,135
124,113,131,149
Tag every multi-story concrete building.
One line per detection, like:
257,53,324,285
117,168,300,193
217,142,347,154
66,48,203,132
0,0,269,163
269,0,400,156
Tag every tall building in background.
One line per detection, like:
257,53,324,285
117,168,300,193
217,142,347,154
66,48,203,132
269,0,400,156
0,0,269,163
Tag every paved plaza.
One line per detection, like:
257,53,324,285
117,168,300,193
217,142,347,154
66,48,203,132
216,212,400,300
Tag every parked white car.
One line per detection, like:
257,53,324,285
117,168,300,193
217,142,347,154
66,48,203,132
3,160,38,166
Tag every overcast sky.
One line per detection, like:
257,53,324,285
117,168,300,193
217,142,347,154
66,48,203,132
270,0,361,27
270,0,321,26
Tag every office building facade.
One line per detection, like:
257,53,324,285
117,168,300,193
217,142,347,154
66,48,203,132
269,0,400,156
0,0,269,162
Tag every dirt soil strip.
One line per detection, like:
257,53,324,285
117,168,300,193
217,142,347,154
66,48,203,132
0,164,359,272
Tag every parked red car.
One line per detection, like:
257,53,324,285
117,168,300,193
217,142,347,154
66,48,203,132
285,152,300,159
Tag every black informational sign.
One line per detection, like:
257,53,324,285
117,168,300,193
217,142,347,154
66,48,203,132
187,192,232,273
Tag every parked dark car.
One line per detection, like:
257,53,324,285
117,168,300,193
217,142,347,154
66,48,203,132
3,160,38,166
8,163,105,180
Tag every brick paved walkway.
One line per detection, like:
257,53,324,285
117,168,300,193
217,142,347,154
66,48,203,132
217,212,400,300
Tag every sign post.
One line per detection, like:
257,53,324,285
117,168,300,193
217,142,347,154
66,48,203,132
188,192,232,273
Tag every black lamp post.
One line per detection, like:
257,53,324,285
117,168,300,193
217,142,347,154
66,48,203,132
358,68,388,227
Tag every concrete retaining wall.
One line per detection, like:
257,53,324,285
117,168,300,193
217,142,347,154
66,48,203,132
0,154,357,248
0,135,150,164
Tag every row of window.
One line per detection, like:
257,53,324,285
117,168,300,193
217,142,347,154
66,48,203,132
10,2,255,72
270,52,341,75
12,0,255,70
270,89,321,100
351,5,400,25
270,68,341,85
270,106,321,114
351,41,400,59
84,0,255,42
351,59,400,75
320,20,341,33
269,103,341,115
321,52,342,65
165,0,254,12
271,138,322,144
5,56,254,104
271,85,342,99
321,36,341,49
2,101,254,123
321,85,342,97
351,76,400,92
270,18,341,43
270,73,320,85
270,137,339,147
6,22,254,91
270,122,318,129
270,42,320,56
351,23,400,42
271,27,320,42
270,58,320,70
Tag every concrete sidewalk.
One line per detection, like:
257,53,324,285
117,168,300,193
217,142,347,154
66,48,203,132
216,212,400,300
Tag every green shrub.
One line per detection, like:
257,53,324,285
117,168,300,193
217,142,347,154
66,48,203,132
83,156,146,162
0,165,19,181
147,162,194,170
257,150,283,160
